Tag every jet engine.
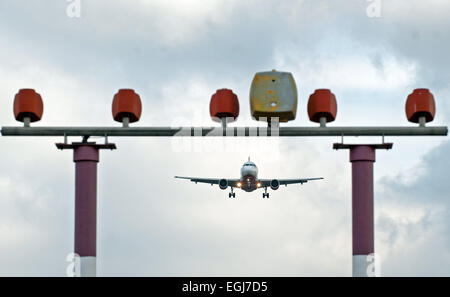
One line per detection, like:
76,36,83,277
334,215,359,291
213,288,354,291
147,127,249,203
270,179,280,190
219,179,228,190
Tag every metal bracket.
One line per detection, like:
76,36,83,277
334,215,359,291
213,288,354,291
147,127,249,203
333,142,393,150
56,142,117,151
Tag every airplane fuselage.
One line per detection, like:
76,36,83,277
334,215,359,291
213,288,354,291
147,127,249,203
239,161,259,192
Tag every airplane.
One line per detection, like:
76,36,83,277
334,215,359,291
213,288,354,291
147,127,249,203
175,158,323,198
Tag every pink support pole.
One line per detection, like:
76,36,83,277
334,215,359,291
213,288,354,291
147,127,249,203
350,145,375,277
74,145,99,277
333,142,392,277
56,141,116,277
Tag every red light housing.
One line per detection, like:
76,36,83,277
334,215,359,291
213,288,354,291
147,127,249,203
209,89,239,123
13,89,44,123
307,89,337,123
405,88,435,123
112,89,142,123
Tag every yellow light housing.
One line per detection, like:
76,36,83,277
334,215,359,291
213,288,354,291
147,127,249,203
237,182,242,187
257,182,261,187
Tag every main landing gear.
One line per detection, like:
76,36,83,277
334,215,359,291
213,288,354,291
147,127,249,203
262,187,269,199
229,187,236,198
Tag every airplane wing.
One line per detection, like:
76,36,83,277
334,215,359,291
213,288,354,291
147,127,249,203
259,177,324,187
174,176,241,187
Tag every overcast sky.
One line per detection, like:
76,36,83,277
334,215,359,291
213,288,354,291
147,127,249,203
0,0,449,276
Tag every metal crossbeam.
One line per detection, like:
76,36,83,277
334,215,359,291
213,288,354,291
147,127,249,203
1,126,448,137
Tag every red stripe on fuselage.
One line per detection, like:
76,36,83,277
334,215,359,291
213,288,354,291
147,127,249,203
241,175,257,192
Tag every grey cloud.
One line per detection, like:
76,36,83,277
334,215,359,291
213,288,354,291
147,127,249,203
379,140,450,204
376,140,450,276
